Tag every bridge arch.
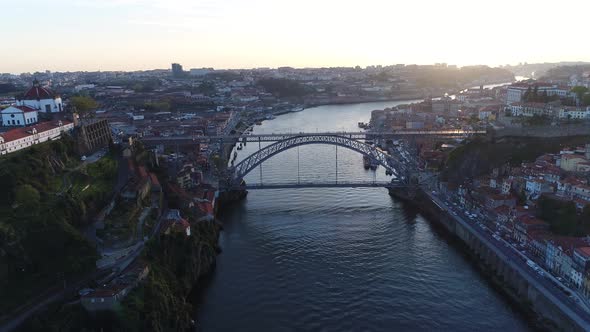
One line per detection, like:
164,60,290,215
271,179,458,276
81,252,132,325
229,134,408,184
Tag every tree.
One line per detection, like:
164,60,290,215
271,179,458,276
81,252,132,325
14,184,40,215
69,95,98,114
571,86,589,102
538,196,578,236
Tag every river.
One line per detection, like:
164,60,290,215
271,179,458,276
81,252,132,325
195,101,531,331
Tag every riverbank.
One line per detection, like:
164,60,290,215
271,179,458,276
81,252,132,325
389,187,589,331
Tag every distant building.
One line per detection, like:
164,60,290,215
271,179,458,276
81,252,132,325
189,68,214,76
171,63,184,77
16,79,63,113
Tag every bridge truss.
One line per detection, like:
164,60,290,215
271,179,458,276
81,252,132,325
228,134,410,187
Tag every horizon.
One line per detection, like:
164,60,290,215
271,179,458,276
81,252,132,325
2,0,590,74
4,60,590,76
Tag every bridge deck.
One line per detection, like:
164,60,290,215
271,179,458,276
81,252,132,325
142,130,486,145
226,181,410,190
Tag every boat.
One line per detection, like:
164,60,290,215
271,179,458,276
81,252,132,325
291,107,304,112
255,121,262,125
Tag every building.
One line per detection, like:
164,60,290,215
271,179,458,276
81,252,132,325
0,120,74,155
161,209,191,236
81,262,149,312
1,106,38,126
513,215,549,244
189,68,214,76
560,154,587,172
16,79,63,113
171,63,184,77
506,82,571,105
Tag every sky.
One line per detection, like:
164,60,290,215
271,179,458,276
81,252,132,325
1,0,589,74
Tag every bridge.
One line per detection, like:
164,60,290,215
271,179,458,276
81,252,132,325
141,129,486,146
140,130,482,190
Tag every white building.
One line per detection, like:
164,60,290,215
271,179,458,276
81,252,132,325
558,106,590,120
506,82,572,105
0,120,74,155
1,106,38,126
16,79,63,113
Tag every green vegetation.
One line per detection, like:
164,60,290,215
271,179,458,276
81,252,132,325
524,114,551,126
18,221,220,332
538,196,578,235
413,65,514,89
257,78,308,98
143,101,171,112
538,196,590,236
0,137,117,312
194,81,216,96
442,136,590,183
522,86,560,103
0,82,21,95
69,95,99,114
571,86,590,106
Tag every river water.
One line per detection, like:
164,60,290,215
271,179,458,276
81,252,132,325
196,101,531,331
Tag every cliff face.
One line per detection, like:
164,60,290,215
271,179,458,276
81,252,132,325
120,219,220,332
17,219,220,332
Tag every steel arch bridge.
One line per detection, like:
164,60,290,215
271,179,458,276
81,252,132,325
228,134,409,186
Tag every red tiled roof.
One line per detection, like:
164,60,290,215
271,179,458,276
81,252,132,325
2,106,38,113
16,106,38,113
0,120,71,143
576,247,590,258
21,82,57,100
149,173,160,187
516,214,548,226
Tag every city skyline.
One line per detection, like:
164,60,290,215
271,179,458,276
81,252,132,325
2,0,590,74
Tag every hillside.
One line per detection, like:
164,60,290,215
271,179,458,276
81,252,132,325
0,136,115,314
441,136,590,183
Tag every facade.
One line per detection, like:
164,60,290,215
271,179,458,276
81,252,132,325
1,106,38,126
560,154,588,172
513,215,549,244
558,107,590,120
74,118,112,155
16,80,63,113
506,82,571,105
0,120,74,155
162,209,191,236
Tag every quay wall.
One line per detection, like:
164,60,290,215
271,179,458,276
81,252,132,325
389,187,589,331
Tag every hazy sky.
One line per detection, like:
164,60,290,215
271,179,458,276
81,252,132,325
1,0,589,73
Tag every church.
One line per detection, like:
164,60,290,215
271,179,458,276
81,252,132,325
16,79,63,113
1,80,63,127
